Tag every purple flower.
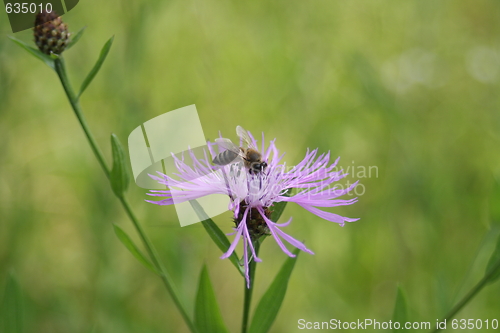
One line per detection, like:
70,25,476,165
147,129,359,287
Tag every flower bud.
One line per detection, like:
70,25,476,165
33,11,70,55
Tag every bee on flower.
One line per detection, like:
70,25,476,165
147,126,359,287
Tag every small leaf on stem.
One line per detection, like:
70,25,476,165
8,36,55,70
485,234,500,284
113,224,158,274
110,134,130,198
1,271,24,333
78,36,114,98
65,27,86,51
392,286,408,332
194,265,229,333
190,200,244,276
489,176,500,226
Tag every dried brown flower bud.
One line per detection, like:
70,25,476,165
33,11,70,55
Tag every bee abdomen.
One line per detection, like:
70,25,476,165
213,150,239,165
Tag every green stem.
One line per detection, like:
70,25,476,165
242,241,260,333
53,57,198,333
54,58,110,178
431,257,500,333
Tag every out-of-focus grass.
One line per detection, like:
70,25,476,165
2,0,500,332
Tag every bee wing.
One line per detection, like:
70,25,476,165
236,125,258,150
215,138,241,154
213,138,245,166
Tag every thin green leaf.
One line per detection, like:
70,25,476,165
485,234,500,284
436,275,452,318
1,272,24,333
66,27,86,51
490,175,500,225
249,247,301,333
392,286,408,332
194,265,229,333
78,36,114,98
113,224,158,274
190,200,245,276
270,188,291,222
8,36,55,70
110,134,130,198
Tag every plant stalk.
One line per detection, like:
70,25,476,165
54,57,110,177
431,256,500,332
242,241,260,333
53,57,198,333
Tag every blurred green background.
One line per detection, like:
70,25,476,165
2,0,500,332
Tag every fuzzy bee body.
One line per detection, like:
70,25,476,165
212,126,268,174
242,148,267,174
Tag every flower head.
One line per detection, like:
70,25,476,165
34,11,70,55
147,128,359,287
